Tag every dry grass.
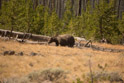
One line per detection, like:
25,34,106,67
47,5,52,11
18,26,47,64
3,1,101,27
0,39,124,82
81,41,124,50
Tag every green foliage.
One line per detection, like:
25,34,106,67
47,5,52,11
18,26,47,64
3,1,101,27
119,13,124,33
80,0,122,44
100,1,122,44
118,13,124,44
0,0,17,30
43,8,62,36
75,78,84,83
0,0,124,44
0,0,35,33
62,0,74,34
23,0,35,33
32,5,44,34
81,6,97,39
1,68,68,83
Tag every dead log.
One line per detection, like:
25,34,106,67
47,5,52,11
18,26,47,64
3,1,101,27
85,40,92,47
0,30,5,37
25,40,47,45
0,29,9,37
0,29,50,42
31,34,50,42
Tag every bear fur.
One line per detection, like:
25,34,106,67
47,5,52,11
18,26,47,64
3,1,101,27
48,34,75,47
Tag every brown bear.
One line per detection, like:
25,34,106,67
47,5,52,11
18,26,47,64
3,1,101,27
48,34,75,47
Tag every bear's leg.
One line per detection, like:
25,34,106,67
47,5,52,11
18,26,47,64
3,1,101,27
56,43,59,46
68,44,74,47
55,41,59,46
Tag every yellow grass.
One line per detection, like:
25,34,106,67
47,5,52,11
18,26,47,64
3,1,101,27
81,41,124,50
0,39,124,82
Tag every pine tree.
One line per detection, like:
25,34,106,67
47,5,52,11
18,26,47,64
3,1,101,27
92,0,121,44
23,0,35,34
43,8,62,36
0,0,22,37
118,13,124,44
62,0,73,33
81,2,98,40
42,7,50,35
32,4,44,34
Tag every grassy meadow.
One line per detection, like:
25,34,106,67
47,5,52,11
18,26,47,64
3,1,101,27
0,38,124,83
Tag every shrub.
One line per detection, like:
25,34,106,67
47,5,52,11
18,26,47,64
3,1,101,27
86,71,123,83
28,68,68,83
0,68,68,83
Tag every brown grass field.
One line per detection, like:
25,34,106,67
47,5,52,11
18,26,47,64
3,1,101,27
0,38,124,83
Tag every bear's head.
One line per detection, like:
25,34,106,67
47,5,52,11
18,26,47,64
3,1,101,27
48,37,57,44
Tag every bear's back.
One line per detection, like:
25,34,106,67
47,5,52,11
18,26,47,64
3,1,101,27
57,34,75,46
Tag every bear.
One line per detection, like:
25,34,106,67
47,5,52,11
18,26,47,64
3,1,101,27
48,34,75,47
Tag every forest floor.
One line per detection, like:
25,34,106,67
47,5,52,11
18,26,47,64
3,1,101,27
0,38,124,83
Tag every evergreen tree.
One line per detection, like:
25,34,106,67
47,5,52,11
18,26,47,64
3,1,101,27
0,0,25,37
23,0,35,34
0,0,124,44
0,0,16,31
118,13,124,44
81,2,98,39
42,7,50,35
32,5,44,34
92,0,121,44
43,8,62,36
62,0,73,33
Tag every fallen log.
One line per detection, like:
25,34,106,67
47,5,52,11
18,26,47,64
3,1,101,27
30,34,50,42
15,38,48,45
85,40,92,47
0,29,10,37
0,29,50,42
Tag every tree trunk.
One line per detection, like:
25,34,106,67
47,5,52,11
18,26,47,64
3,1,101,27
59,0,62,18
43,0,45,6
92,0,95,9
78,0,82,16
57,0,59,17
83,0,86,11
35,0,38,8
99,17,103,39
0,0,2,9
71,0,74,13
10,17,14,38
61,0,65,18
117,0,121,19
106,0,109,3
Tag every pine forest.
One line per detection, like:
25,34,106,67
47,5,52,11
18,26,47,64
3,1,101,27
0,0,124,44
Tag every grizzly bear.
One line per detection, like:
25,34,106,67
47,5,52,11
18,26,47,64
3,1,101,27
48,34,75,47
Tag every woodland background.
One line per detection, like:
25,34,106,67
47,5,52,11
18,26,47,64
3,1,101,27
0,0,124,44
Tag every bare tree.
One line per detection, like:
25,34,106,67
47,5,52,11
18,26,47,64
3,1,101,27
43,0,45,6
0,0,2,9
117,0,121,19
61,0,65,18
32,0,38,9
71,0,74,13
78,0,82,16
92,0,95,9
59,0,61,18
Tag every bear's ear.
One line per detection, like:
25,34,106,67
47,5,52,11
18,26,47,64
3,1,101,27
50,36,55,40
